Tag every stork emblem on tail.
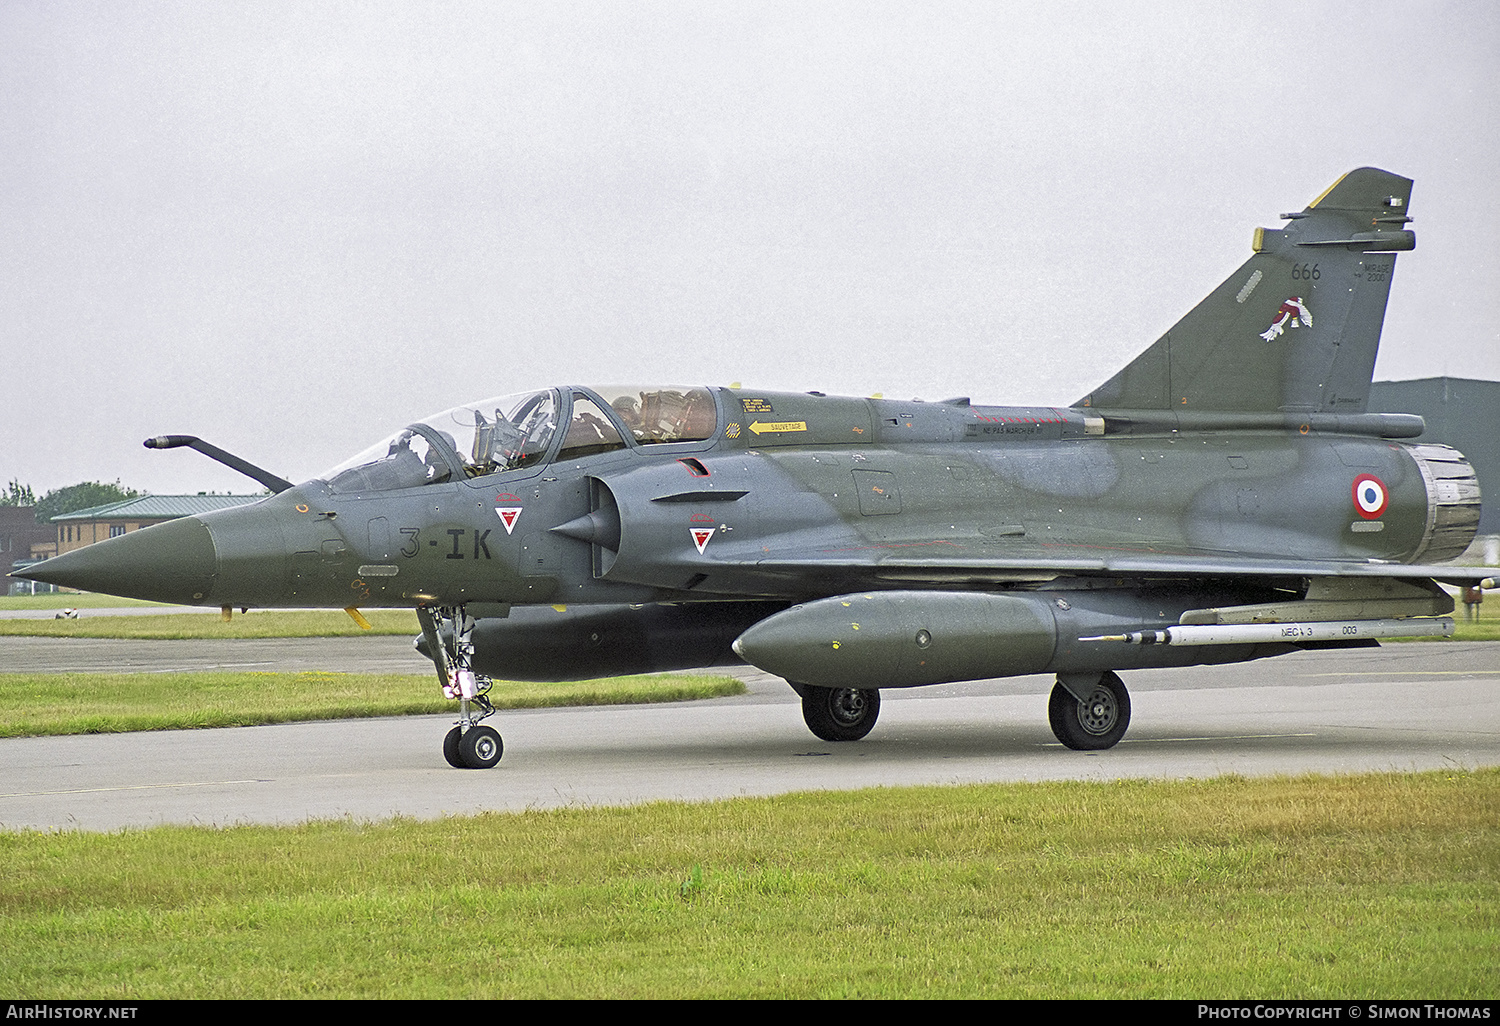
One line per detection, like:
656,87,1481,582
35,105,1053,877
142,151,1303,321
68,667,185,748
1260,297,1312,341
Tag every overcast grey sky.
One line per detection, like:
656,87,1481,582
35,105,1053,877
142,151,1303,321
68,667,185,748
3,1,1496,497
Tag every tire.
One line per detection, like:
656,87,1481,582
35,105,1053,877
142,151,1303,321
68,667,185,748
1048,671,1131,751
443,726,465,768
458,725,503,768
801,686,880,742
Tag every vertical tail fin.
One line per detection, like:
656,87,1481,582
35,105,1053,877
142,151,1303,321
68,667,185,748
1080,168,1415,414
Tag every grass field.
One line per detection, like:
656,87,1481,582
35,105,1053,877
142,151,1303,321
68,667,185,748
0,593,168,610
1422,601,1500,642
0,770,1494,998
0,671,745,737
0,608,420,637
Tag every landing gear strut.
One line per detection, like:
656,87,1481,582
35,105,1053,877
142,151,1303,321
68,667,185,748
1048,670,1131,750
798,684,881,742
418,605,502,769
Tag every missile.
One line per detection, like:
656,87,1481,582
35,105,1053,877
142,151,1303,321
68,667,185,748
1082,618,1453,646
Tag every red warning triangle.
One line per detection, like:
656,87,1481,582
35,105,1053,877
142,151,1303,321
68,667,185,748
691,527,715,554
496,507,522,535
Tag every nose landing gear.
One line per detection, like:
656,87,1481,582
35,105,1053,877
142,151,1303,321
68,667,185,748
419,605,503,769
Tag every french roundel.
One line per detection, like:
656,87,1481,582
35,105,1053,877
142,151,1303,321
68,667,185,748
1352,473,1388,520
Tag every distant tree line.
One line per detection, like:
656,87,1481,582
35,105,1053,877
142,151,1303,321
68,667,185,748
1,479,141,523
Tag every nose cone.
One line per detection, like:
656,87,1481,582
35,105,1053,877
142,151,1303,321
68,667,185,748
15,516,219,605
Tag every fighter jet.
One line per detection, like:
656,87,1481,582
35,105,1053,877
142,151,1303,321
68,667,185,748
17,167,1495,769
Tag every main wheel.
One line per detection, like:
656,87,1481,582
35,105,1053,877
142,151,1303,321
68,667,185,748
443,726,465,768
458,725,504,768
801,685,881,742
1048,671,1130,750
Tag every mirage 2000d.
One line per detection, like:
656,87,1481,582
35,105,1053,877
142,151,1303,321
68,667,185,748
17,167,1496,769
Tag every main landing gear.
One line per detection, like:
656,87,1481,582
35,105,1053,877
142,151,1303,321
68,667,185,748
790,673,1132,750
1048,670,1131,750
796,684,882,742
418,605,503,769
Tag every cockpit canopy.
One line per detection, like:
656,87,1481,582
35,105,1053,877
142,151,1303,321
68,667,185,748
319,386,716,493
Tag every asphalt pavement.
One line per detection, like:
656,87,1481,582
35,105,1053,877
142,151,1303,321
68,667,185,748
1,635,1496,831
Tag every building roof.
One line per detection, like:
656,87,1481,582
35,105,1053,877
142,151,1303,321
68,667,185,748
51,494,263,521
1370,376,1499,535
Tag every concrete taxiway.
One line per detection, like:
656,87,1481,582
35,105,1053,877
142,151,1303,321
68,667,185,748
0,636,1496,831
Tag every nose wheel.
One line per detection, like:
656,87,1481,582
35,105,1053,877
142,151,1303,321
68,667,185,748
445,724,503,769
443,726,463,768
